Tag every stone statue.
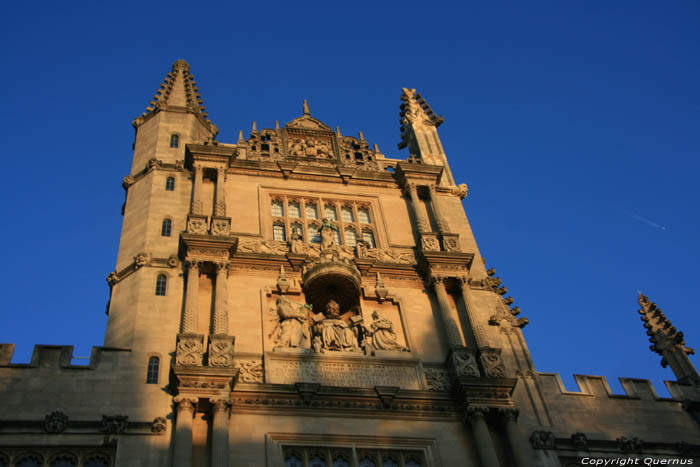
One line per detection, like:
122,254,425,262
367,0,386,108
271,296,310,349
289,227,304,254
369,310,408,351
313,299,359,351
355,240,369,258
319,218,337,250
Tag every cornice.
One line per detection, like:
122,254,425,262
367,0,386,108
395,161,443,187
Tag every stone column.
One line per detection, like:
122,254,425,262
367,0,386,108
214,166,226,217
182,260,200,333
210,398,231,467
499,408,532,467
213,262,228,335
431,277,464,349
465,407,500,467
191,163,203,214
403,182,428,233
173,396,198,467
458,276,487,348
428,183,450,233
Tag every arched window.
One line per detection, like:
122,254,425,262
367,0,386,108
15,455,43,467
333,455,351,467
49,455,77,466
288,201,301,218
362,230,376,248
333,229,342,245
161,219,172,237
271,200,284,217
285,454,303,467
359,456,377,467
324,205,337,221
358,207,371,224
308,224,321,244
170,134,179,148
155,275,167,296
146,356,159,384
165,176,175,191
344,228,358,247
341,206,354,222
305,203,318,219
83,456,110,467
273,224,286,241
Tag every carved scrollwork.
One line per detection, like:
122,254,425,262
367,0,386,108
235,360,264,383
479,348,506,377
175,334,204,367
424,368,451,391
208,335,235,368
450,349,480,377
420,236,440,251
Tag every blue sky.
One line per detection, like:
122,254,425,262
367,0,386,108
1,1,698,396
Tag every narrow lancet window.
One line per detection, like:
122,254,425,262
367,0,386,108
165,176,175,191
170,134,179,148
161,219,172,237
146,356,159,384
155,274,167,296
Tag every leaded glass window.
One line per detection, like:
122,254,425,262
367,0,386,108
306,203,318,219
271,200,284,217
358,208,371,223
165,176,175,191
341,206,354,222
289,202,301,218
273,224,286,241
155,274,167,296
161,218,172,237
344,228,358,247
308,224,321,244
362,230,376,248
146,356,159,384
170,134,179,148
324,205,337,221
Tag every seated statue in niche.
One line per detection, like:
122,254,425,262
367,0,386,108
270,296,311,350
319,218,338,250
312,299,361,352
367,310,408,352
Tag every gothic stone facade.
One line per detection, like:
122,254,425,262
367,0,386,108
1,60,699,467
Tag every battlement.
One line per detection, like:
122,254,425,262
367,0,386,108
0,343,131,370
537,372,683,402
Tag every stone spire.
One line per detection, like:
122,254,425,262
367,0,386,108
638,293,699,385
397,88,454,185
132,59,217,136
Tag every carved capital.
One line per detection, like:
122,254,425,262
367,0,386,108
210,398,232,414
186,258,200,271
215,261,229,274
465,406,489,422
174,396,198,413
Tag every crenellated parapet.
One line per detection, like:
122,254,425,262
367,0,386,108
0,344,131,370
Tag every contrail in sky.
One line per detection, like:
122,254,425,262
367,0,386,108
624,210,669,231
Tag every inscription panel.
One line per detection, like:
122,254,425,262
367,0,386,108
265,353,423,389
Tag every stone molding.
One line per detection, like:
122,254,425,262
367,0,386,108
0,414,167,436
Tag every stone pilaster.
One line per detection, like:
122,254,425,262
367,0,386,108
183,260,200,333
173,396,198,467
431,276,464,349
213,262,228,335
403,182,429,233
498,408,532,467
210,398,231,467
465,407,500,467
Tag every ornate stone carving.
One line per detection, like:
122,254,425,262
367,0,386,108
367,310,408,352
450,349,480,377
167,255,179,267
235,360,264,383
44,411,69,433
151,417,167,434
147,158,162,171
312,299,361,352
530,430,556,449
355,244,416,264
187,216,208,235
276,266,290,293
465,406,489,422
121,175,134,189
448,183,469,199
133,253,151,268
237,239,288,255
208,335,235,368
174,396,198,413
289,226,304,254
176,333,204,366
211,217,231,236
214,200,226,217
175,160,185,171
489,306,529,329
479,348,506,377
617,436,644,453
320,218,338,249
441,236,460,252
106,271,119,286
424,368,451,391
571,432,588,450
374,273,388,302
100,415,128,434
210,398,232,413
288,136,334,159
270,296,311,349
420,235,440,251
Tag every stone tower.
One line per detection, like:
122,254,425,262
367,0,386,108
1,60,699,467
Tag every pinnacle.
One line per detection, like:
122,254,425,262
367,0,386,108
303,99,310,116
133,60,217,137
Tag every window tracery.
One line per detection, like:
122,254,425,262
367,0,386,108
270,196,376,247
282,447,424,467
146,356,159,384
